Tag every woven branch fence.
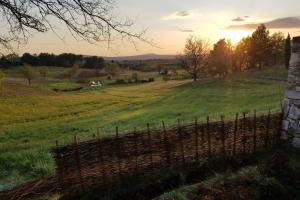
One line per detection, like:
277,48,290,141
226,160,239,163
0,111,283,200
52,111,282,197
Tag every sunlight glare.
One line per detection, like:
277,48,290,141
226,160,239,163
220,29,252,45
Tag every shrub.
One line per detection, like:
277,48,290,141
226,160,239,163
67,64,79,78
131,73,138,83
257,177,288,200
0,70,4,87
115,79,126,84
22,65,38,85
148,77,155,82
162,74,170,81
39,67,49,78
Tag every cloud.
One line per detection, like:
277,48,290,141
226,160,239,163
232,17,245,22
226,17,300,30
162,10,201,20
177,29,193,33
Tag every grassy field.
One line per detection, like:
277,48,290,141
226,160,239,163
0,66,287,191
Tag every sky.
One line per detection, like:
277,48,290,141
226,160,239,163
16,0,300,56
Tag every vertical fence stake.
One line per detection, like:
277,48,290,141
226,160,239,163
253,110,257,153
133,127,139,172
115,126,122,178
74,135,84,191
55,141,64,194
277,111,283,144
242,112,246,154
178,119,185,164
162,121,171,166
233,113,238,156
206,116,211,157
147,123,154,171
220,115,225,156
96,129,106,184
265,110,271,148
195,117,199,162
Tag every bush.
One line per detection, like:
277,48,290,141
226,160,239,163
162,74,170,81
131,73,138,83
115,79,126,84
257,177,288,200
22,65,38,85
148,77,155,82
39,67,48,78
77,79,89,84
0,70,4,87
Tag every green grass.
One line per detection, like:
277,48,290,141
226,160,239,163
0,66,287,190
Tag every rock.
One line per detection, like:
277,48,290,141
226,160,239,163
286,90,300,100
282,120,289,131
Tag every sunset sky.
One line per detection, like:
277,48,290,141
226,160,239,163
17,0,300,57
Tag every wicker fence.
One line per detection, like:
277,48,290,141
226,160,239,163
52,111,283,197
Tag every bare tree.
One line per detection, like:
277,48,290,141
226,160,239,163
0,0,151,53
178,36,210,82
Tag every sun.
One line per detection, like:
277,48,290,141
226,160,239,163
220,29,252,45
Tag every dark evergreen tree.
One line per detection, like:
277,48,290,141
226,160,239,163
285,33,291,69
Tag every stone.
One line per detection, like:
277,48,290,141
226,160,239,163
288,104,300,120
282,120,289,131
292,136,300,147
283,37,300,148
286,90,300,100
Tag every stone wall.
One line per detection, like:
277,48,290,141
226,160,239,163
283,36,300,146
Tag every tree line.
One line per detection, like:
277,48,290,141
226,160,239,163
179,24,292,81
0,53,105,70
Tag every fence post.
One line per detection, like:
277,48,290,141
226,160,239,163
265,110,271,148
206,116,211,157
195,117,199,162
133,127,139,172
242,112,246,154
276,111,283,144
253,110,257,153
115,126,122,178
55,141,64,194
220,115,225,156
74,135,84,191
147,123,154,170
162,121,171,166
233,113,238,156
96,129,106,184
177,119,185,164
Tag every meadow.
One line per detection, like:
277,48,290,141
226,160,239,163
0,66,287,190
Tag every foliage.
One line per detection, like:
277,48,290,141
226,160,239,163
39,67,49,79
0,70,4,87
83,56,105,70
208,39,233,78
21,53,83,67
105,62,119,77
67,64,80,78
131,72,139,82
285,34,291,69
22,65,38,85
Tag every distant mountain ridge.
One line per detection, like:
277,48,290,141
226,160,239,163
103,54,176,61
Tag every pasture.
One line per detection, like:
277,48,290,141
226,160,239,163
0,66,287,190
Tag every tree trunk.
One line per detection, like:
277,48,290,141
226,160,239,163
28,79,31,86
193,73,197,82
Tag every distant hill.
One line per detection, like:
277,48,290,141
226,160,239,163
103,54,176,61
